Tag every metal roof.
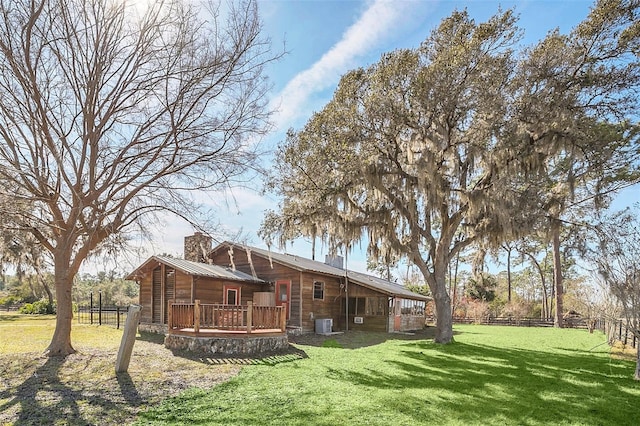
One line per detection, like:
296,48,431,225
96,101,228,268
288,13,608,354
214,242,430,301
126,255,264,283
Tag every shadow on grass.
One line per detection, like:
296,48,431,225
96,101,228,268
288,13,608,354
289,327,437,349
0,313,22,322
0,313,54,322
136,331,165,345
0,355,134,426
322,338,639,425
116,372,144,407
169,344,309,366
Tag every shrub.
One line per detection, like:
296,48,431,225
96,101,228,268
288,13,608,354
19,299,56,314
0,295,23,308
466,300,490,324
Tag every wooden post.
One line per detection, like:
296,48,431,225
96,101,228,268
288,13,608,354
280,306,286,332
194,299,201,334
246,302,253,334
115,304,142,373
167,299,174,331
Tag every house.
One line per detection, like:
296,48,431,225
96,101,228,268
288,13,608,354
127,233,429,338
126,236,290,355
125,253,272,334
207,240,430,334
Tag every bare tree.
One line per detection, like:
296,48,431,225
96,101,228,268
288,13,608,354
0,0,277,356
591,209,640,380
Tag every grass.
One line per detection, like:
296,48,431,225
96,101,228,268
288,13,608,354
0,312,125,354
0,312,241,425
137,325,640,426
2,313,639,425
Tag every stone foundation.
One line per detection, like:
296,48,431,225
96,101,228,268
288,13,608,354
164,334,289,356
138,323,168,335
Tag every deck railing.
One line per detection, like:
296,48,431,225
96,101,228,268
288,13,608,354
167,300,286,334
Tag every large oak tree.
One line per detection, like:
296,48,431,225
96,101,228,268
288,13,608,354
262,0,639,343
0,0,277,356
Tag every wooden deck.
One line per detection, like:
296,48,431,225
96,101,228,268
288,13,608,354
167,301,286,337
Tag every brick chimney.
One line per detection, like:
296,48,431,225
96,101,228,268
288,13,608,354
184,232,212,263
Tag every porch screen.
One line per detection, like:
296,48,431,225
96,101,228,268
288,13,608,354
365,297,387,316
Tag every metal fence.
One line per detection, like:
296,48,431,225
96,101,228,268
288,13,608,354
76,292,128,329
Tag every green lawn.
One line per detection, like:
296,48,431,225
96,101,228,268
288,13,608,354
0,312,125,353
137,325,640,426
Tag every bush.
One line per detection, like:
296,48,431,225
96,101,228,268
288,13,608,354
19,299,56,314
0,295,23,308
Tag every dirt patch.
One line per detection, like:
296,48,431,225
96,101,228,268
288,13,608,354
0,332,242,425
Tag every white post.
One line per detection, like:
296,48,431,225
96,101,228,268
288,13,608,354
115,304,142,374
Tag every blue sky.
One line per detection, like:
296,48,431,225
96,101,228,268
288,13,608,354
111,0,639,276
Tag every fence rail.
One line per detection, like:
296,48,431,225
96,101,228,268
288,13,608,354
451,316,587,328
598,318,638,350
76,292,128,329
447,316,637,351
76,305,128,328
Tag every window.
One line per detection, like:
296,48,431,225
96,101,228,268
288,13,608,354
365,297,387,316
313,281,325,300
345,297,365,315
399,298,425,315
224,286,241,305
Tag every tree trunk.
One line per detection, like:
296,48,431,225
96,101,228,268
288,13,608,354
45,251,76,356
432,258,453,344
507,249,512,303
434,289,453,343
451,251,460,317
551,219,564,328
39,273,54,306
633,341,640,380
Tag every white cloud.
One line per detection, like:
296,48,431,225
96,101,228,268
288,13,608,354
271,0,428,130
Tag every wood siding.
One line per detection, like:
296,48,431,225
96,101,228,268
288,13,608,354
300,273,344,332
208,247,403,333
136,259,269,326
193,277,265,305
152,267,161,323
209,248,303,328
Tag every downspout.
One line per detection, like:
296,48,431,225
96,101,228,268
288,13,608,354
345,250,349,332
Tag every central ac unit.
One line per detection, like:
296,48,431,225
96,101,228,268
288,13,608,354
315,318,332,334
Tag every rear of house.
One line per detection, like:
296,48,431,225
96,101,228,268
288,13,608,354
208,241,429,334
126,253,268,333
127,233,429,335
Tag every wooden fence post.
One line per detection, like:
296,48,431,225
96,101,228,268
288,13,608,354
194,300,201,334
115,304,142,373
247,301,253,334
